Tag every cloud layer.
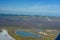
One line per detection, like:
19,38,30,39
0,5,60,13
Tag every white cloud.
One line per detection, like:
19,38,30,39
0,5,60,13
19,5,60,13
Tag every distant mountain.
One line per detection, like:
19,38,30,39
0,14,60,30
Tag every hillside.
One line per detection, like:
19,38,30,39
0,14,60,30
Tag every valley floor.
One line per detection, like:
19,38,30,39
1,27,59,40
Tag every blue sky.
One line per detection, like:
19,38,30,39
0,0,60,16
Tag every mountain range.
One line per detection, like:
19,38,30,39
0,14,60,30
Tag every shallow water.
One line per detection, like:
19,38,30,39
16,30,41,37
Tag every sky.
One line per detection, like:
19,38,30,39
0,0,60,16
